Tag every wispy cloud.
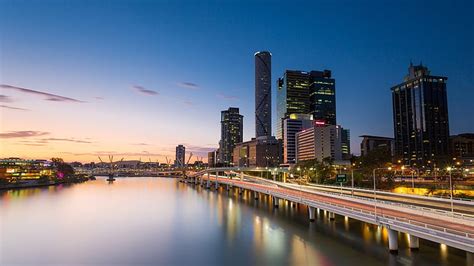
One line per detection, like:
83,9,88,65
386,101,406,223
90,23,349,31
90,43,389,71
0,131,50,138
131,143,149,146
95,96,104,100
177,82,199,90
0,84,85,103
0,95,13,103
62,151,166,158
0,105,30,111
42,138,93,144
183,101,194,106
132,85,158,96
216,93,239,100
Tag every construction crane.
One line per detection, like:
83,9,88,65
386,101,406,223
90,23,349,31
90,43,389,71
186,152,194,166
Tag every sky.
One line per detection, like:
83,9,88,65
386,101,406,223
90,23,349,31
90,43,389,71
1,0,473,163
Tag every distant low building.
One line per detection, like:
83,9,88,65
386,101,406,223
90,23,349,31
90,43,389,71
233,136,280,167
0,158,53,180
360,135,395,156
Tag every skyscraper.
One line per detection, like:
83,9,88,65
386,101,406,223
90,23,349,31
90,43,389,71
219,107,243,166
309,70,336,125
255,51,272,137
392,63,450,166
175,145,186,167
276,70,336,140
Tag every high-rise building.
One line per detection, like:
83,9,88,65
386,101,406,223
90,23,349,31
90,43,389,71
219,107,243,166
296,124,343,163
233,137,280,167
309,70,336,125
175,145,186,167
207,150,218,167
282,114,313,164
392,63,450,166
255,51,272,138
341,128,351,160
276,70,336,140
360,135,395,157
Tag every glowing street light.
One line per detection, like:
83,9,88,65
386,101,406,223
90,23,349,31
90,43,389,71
447,166,453,214
372,167,392,222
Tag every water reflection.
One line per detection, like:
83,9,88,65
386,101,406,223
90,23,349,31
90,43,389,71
0,177,468,266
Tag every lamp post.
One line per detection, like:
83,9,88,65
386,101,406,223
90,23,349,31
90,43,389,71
351,163,355,196
447,167,453,215
372,167,391,222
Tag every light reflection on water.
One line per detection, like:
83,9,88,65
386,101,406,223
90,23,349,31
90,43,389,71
0,177,467,266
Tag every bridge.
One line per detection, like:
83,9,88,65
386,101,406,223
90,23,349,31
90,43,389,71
185,167,474,262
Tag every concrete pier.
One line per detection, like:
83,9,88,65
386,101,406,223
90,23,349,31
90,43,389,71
329,212,335,221
273,196,279,208
253,191,259,200
387,228,398,253
467,252,473,266
308,206,316,222
408,235,419,250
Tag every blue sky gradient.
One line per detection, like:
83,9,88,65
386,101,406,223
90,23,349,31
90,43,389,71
1,0,473,161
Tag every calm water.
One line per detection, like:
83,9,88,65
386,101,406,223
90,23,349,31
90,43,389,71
0,177,467,266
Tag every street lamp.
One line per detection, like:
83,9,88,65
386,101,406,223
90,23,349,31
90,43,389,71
351,163,355,196
372,167,391,222
447,167,454,214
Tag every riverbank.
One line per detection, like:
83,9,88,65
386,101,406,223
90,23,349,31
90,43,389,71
0,177,89,191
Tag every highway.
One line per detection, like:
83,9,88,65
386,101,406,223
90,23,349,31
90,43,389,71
193,171,474,253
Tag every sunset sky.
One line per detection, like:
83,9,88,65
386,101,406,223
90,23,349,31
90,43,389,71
1,0,473,163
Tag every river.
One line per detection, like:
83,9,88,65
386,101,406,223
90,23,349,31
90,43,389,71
0,177,467,265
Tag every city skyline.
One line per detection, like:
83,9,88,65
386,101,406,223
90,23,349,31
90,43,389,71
1,0,473,163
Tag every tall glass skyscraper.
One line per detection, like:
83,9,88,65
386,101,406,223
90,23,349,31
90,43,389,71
276,70,336,140
255,51,272,138
219,107,243,166
392,63,450,166
309,70,336,125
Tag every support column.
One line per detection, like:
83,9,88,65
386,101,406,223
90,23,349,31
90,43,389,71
308,206,316,222
387,228,398,253
329,212,335,221
206,173,210,189
253,191,259,200
214,172,218,190
226,184,230,191
467,252,473,266
240,172,244,181
408,235,419,250
273,196,279,208
239,187,243,195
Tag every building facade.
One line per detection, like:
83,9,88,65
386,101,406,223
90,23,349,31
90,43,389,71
309,70,336,125
341,128,351,160
233,136,280,167
392,63,450,166
295,124,343,162
360,135,395,157
450,133,474,158
255,51,272,138
219,107,243,166
175,145,186,167
282,114,313,164
276,70,336,140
